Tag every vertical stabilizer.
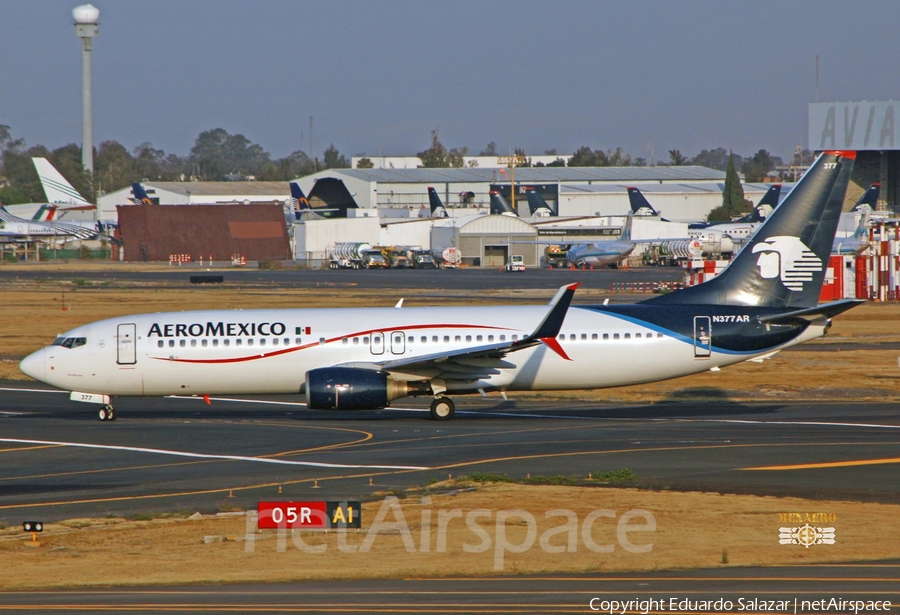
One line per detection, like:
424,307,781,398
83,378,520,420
427,187,449,218
32,158,91,205
852,183,880,211
645,151,855,308
131,183,154,206
490,191,517,216
626,187,660,216
525,189,555,216
620,211,634,242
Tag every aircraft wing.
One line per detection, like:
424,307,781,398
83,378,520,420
335,283,579,381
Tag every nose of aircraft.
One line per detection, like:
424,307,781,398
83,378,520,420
19,348,45,381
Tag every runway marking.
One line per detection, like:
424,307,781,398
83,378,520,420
0,438,429,471
0,444,61,454
0,411,25,416
680,418,900,430
743,457,900,471
0,459,219,483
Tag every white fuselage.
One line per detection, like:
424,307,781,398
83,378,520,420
20,305,824,401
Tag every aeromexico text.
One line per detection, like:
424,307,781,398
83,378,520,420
148,322,289,338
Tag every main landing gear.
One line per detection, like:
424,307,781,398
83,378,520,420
429,397,455,421
98,405,116,421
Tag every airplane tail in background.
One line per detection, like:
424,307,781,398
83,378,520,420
620,211,634,242
852,183,880,211
32,158,92,206
131,183,154,206
490,191,517,216
645,151,856,309
626,187,660,216
427,187,449,218
290,182,311,211
740,183,782,222
525,189,554,216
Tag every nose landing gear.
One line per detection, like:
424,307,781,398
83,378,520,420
98,405,116,421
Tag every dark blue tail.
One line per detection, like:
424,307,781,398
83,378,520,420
427,187,449,218
490,191,517,216
525,189,554,216
131,183,154,206
852,183,880,211
735,183,782,223
290,181,311,211
645,151,856,309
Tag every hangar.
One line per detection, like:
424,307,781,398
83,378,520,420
292,166,760,222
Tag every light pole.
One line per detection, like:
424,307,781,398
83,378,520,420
73,4,99,180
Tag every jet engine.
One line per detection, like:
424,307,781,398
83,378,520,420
305,367,429,410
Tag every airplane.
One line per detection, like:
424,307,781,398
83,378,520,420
490,191,518,216
422,187,449,218
19,151,860,423
689,184,782,230
524,189,554,217
1,158,96,222
832,210,870,256
562,212,635,268
626,187,671,221
850,183,880,213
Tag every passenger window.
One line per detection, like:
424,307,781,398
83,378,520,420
603,333,609,340
569,334,576,341
236,339,242,346
613,333,620,340
224,339,230,347
488,335,494,342
180,339,186,347
657,332,663,338
353,337,359,345
635,333,641,339
465,335,472,342
592,333,598,340
558,334,565,340
443,336,450,343
248,339,254,347
168,340,175,347
455,335,461,342
190,339,197,347
157,340,164,348
363,337,369,344
260,339,266,347
500,335,506,342
624,333,631,340
296,337,303,345
581,334,587,340
284,338,289,346
432,336,438,343
273,338,279,346
421,336,427,343
212,339,219,347
202,339,208,347
512,335,519,341
476,335,482,342
341,338,348,345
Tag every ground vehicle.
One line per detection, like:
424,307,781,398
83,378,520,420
329,242,387,269
545,245,569,268
435,247,462,269
410,249,436,268
505,254,526,272
382,247,411,268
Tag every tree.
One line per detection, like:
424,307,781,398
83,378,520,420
607,147,632,167
356,157,374,169
95,140,140,194
322,144,349,169
741,149,777,183
417,130,450,167
707,152,751,221
447,146,468,168
546,157,566,167
690,148,735,171
568,146,608,167
189,128,272,180
479,142,497,156
668,149,688,166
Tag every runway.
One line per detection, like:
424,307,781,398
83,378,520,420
0,563,897,613
1,384,899,522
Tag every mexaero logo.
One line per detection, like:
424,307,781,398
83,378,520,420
751,236,823,291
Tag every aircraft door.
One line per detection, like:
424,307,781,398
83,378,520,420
390,331,405,355
693,316,711,358
370,332,385,355
117,323,137,365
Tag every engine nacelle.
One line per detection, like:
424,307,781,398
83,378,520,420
305,367,426,410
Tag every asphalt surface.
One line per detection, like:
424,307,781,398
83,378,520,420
0,263,686,291
1,385,899,522
0,563,897,613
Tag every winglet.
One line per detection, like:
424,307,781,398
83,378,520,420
513,283,579,359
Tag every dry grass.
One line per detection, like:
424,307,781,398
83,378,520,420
0,483,896,590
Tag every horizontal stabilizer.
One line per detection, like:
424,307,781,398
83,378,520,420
757,299,865,325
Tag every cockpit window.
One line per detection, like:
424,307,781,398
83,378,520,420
53,337,87,349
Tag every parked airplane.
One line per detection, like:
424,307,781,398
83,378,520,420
832,211,870,256
524,189,555,217
490,191,518,216
850,183,880,213
425,187,449,218
626,187,671,221
2,158,96,222
689,184,782,230
19,152,859,422
563,212,635,268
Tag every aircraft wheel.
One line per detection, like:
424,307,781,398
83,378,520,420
107,407,116,421
98,405,113,421
430,397,455,421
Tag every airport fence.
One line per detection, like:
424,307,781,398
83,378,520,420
609,282,685,294
38,248,111,260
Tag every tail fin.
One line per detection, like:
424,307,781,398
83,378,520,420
131,183,155,206
525,189,554,216
620,211,634,242
490,191,517,216
31,204,58,221
645,151,855,309
627,187,660,216
427,187,449,218
853,210,870,239
290,181,312,212
852,183,880,211
741,183,782,222
32,158,91,205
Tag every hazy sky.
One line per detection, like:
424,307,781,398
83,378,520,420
2,0,899,163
